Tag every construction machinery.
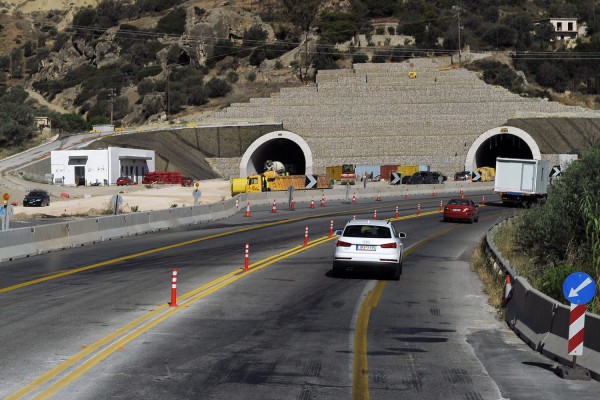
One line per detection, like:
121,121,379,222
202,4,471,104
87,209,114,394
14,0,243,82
231,162,331,196
340,164,357,185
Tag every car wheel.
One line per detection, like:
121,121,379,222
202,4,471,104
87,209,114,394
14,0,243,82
469,216,474,224
475,216,479,222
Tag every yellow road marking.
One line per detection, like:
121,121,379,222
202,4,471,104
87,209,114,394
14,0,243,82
350,220,470,400
8,236,333,400
0,201,447,295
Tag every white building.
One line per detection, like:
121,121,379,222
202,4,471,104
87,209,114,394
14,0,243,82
50,147,155,186
534,18,578,42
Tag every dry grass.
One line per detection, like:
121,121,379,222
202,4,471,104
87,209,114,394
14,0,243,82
472,239,505,311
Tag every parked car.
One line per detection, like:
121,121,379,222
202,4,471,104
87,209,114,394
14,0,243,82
454,171,472,181
333,219,406,280
443,198,479,223
23,190,50,207
116,176,132,186
408,171,438,184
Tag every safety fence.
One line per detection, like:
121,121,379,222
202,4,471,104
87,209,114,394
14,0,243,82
486,220,600,380
0,183,490,263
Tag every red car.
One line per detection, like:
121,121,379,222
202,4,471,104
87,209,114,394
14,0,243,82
116,176,132,186
443,198,479,223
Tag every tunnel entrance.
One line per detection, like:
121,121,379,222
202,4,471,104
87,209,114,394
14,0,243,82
474,134,533,168
239,131,313,177
465,126,541,172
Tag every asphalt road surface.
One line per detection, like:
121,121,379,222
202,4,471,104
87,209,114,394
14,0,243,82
1,194,599,400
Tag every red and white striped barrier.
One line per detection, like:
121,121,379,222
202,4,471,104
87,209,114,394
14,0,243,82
395,206,399,219
170,268,178,307
329,220,333,238
417,203,421,216
373,210,377,220
568,303,586,356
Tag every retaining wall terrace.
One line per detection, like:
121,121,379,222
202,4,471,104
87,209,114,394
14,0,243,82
210,58,593,175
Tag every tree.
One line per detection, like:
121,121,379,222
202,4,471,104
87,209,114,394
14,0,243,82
205,77,231,98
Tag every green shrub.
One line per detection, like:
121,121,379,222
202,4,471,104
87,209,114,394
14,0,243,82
137,79,155,96
226,71,239,83
205,77,231,98
246,71,256,82
535,264,578,304
155,7,186,35
352,53,369,63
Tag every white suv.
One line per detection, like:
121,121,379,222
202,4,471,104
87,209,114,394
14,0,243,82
333,219,406,280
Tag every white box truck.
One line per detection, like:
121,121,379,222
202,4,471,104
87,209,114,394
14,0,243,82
494,157,549,206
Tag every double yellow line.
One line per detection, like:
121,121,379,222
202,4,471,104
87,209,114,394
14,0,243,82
7,235,334,400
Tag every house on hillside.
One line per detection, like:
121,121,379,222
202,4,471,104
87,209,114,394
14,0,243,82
50,147,155,186
534,18,578,42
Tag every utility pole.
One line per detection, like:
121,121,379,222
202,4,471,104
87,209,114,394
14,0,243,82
457,12,462,66
108,88,116,125
166,65,171,121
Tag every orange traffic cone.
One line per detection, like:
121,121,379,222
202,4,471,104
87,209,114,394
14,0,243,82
395,206,399,219
503,274,513,305
404,189,410,199
432,187,437,196
376,191,381,201
320,194,326,207
352,192,356,204
290,198,295,210
245,202,251,217
310,199,315,209
481,195,485,206
417,203,421,216
439,200,443,212
373,210,377,220
271,199,277,213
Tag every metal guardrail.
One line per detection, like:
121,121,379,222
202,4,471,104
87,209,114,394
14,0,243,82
485,219,600,380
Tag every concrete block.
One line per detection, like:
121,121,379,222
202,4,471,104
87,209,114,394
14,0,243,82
0,228,36,262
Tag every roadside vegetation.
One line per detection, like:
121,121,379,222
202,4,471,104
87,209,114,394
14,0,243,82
489,143,600,314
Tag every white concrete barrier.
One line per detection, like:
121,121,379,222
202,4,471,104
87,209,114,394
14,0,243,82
0,228,36,261
32,223,70,254
68,219,102,246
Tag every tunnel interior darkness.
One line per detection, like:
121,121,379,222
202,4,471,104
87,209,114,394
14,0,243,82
248,138,306,175
475,134,533,168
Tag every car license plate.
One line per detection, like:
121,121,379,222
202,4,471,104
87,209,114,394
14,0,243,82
452,208,461,211
357,245,376,251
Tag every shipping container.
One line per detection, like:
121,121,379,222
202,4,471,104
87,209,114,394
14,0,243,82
379,165,398,182
326,166,343,181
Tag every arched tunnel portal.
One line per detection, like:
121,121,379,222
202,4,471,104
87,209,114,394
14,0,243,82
465,126,542,172
239,131,313,177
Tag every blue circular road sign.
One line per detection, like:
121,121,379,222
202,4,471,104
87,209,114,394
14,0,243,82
563,272,596,305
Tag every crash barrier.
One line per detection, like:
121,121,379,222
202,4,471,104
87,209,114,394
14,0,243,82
486,220,600,380
0,184,489,263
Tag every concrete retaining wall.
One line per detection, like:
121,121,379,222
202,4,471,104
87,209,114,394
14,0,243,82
487,221,600,380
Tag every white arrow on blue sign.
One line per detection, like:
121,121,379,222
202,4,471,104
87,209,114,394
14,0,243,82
563,272,596,305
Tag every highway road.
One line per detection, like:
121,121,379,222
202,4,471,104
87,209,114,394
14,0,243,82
1,194,599,400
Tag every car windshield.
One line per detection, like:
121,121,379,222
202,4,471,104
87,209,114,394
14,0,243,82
28,191,45,196
343,225,392,238
448,199,470,205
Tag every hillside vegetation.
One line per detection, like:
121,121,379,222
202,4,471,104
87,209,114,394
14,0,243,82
1,1,600,143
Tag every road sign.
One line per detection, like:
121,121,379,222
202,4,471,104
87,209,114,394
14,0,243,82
472,170,481,182
305,175,317,189
3,193,9,201
390,172,401,185
563,272,596,305
551,165,561,177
